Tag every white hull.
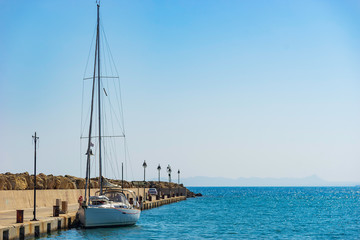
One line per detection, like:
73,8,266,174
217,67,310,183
78,207,141,227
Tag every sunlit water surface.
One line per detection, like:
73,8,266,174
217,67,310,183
43,187,360,239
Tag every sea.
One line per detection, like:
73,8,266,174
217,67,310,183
44,187,360,239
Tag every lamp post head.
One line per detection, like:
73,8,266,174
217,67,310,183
142,160,147,168
178,169,180,174
167,164,172,174
157,164,161,171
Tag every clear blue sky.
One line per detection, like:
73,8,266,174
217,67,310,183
1,0,359,182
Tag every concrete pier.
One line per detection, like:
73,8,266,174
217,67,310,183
0,205,78,240
141,196,186,210
0,190,186,240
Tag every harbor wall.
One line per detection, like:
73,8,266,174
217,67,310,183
0,188,150,211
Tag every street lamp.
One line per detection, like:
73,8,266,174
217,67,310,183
177,169,180,197
157,164,161,199
31,132,39,221
142,160,147,181
167,164,172,182
157,164,161,183
142,160,147,202
167,165,172,197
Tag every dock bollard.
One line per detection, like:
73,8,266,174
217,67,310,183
53,205,60,217
61,201,68,214
16,210,24,223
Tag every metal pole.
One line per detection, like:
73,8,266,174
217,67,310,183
169,173,171,198
31,132,39,221
167,165,171,198
122,162,124,193
178,170,180,196
96,3,103,196
157,164,161,198
143,161,147,202
84,1,99,205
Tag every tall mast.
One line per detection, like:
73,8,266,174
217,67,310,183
97,3,103,195
84,3,99,204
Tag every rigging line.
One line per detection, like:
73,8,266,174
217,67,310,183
101,88,121,181
105,96,119,181
80,77,86,178
104,84,125,134
116,76,126,134
80,104,91,137
109,136,118,177
101,26,116,92
113,137,121,181
106,87,125,135
100,81,123,134
101,16,130,182
100,21,113,75
102,28,126,132
123,138,128,180
124,139,134,181
100,26,122,143
104,138,117,180
80,86,91,137
102,89,108,178
102,26,120,78
103,100,118,180
101,28,117,109
107,98,121,180
112,77,125,130
83,26,97,79
100,31,109,86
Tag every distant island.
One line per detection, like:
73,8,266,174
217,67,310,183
179,175,360,187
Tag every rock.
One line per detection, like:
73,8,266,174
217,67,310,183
195,193,203,197
186,189,196,198
28,175,45,190
7,173,29,190
46,175,58,189
0,175,11,190
58,176,76,189
75,178,85,189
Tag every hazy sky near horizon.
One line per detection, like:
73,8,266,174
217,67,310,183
1,0,359,183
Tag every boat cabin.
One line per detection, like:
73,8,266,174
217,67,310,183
104,191,130,205
89,195,110,205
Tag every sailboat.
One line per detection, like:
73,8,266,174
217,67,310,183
77,2,141,228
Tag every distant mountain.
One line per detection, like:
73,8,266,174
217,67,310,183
180,175,360,187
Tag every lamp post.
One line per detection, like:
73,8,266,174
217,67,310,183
177,169,180,197
167,164,172,198
142,160,147,202
31,132,39,221
157,164,161,198
157,164,161,183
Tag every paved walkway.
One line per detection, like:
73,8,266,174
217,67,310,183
0,204,79,227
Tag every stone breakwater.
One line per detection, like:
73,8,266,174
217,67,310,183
0,172,199,197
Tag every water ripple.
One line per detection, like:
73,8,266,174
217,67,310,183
44,187,360,239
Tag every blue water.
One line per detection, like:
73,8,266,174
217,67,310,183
44,187,360,239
